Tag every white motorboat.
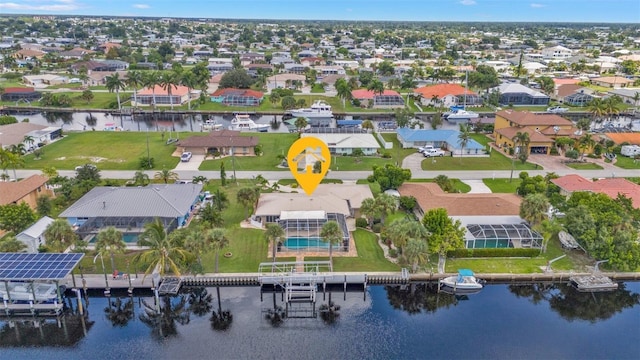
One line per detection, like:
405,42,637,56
229,114,269,132
445,109,479,121
290,100,333,118
0,281,63,302
202,118,223,131
439,269,484,291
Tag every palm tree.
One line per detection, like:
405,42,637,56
139,294,190,340
320,221,343,268
0,235,27,252
44,219,78,252
132,170,150,186
236,187,259,221
210,287,233,331
23,135,35,151
187,287,213,317
578,133,596,160
384,218,429,255
603,97,620,121
0,148,24,180
143,71,161,106
512,131,531,157
360,197,378,228
184,225,206,272
105,73,126,111
127,70,144,109
457,123,471,162
519,193,549,228
264,223,285,261
375,193,397,225
95,227,126,272
587,98,606,124
335,78,352,107
294,117,308,133
537,218,563,254
367,78,385,97
206,228,229,273
154,167,179,183
159,71,179,110
213,189,229,212
180,70,198,111
404,238,429,273
199,202,224,228
135,218,193,277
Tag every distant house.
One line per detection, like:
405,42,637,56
71,60,129,73
493,110,578,155
22,74,69,87
0,122,62,151
301,133,380,156
177,130,259,156
59,184,204,240
135,85,194,106
396,128,485,156
551,174,640,209
210,88,264,106
13,49,45,60
413,83,481,107
266,73,305,90
562,87,600,106
590,77,633,88
283,63,307,74
607,88,640,106
16,216,54,253
57,47,94,60
351,89,404,108
0,87,41,102
0,175,54,208
491,83,550,106
541,45,572,60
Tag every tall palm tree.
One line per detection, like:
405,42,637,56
184,225,206,272
206,228,229,273
143,71,161,106
375,193,397,225
180,70,198,111
105,73,126,111
457,123,471,162
0,148,24,180
159,71,179,110
519,193,549,228
95,226,126,272
603,97,620,121
44,219,78,252
404,238,429,273
587,98,606,124
512,131,531,157
264,223,285,262
154,167,179,183
360,197,378,228
320,221,343,268
367,78,385,97
335,78,352,108
384,218,428,255
578,133,596,160
23,135,35,151
135,218,193,277
236,187,259,221
199,202,224,228
127,70,144,109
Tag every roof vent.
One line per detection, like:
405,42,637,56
103,201,106,209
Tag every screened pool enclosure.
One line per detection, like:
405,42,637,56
465,223,543,249
277,211,350,252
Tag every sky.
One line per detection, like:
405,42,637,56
0,0,638,23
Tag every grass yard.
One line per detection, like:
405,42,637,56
407,178,471,193
566,162,603,170
482,178,522,193
305,229,399,272
22,131,180,170
614,156,640,169
198,133,297,171
421,150,539,171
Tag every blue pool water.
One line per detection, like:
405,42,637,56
284,237,329,249
89,233,139,244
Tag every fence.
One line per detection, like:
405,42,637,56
376,132,393,149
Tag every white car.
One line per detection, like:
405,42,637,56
547,106,568,113
423,149,445,157
417,145,435,153
180,152,193,162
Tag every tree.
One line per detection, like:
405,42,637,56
537,76,555,95
265,223,285,261
280,96,296,110
219,68,254,89
236,187,259,221
366,78,385,97
206,228,229,273
0,148,24,180
44,218,77,252
457,123,471,162
268,92,281,107
132,170,150,186
199,202,224,228
361,120,374,131
320,221,343,267
294,117,308,133
184,225,206,272
519,193,549,228
36,195,52,217
105,73,126,111
335,77,352,107
127,70,144,109
96,226,126,272
467,65,499,92
404,238,429,273
383,217,429,254
368,164,411,191
422,208,465,257
135,218,193,277
375,193,397,225
154,167,179,184
360,197,378,228
578,134,596,160
0,202,36,234
220,160,226,186
159,71,179,110
0,235,27,252
394,107,414,128
143,71,161,106
80,89,94,104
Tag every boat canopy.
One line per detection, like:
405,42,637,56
458,269,475,276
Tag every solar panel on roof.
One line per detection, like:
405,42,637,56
0,253,84,280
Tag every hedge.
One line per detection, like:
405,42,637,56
447,248,540,258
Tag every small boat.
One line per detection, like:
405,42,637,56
229,114,269,132
202,118,223,131
439,269,484,291
0,281,64,302
444,109,479,122
290,100,334,118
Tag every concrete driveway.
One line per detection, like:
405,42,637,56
401,152,425,171
173,154,205,171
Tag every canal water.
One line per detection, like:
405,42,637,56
2,282,639,359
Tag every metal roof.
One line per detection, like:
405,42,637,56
0,253,84,280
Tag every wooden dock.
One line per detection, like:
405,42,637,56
570,274,619,292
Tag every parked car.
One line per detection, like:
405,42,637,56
417,145,435,153
180,152,192,162
423,149,445,157
547,106,568,113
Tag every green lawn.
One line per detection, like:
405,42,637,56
566,162,603,170
305,229,399,272
422,150,539,171
482,178,522,193
22,131,180,170
407,178,471,193
614,156,640,169
198,133,298,171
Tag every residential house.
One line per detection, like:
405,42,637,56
0,87,41,102
22,74,69,87
413,83,481,107
563,87,600,106
300,57,326,67
396,128,486,156
177,130,258,156
607,88,640,105
551,174,640,209
283,63,307,74
71,60,129,73
210,88,264,106
135,85,193,106
314,65,346,76
0,175,54,209
266,73,305,91
16,216,54,253
493,110,578,155
13,49,45,60
0,122,62,150
59,184,204,240
541,45,572,60
57,47,94,60
590,76,633,88
351,89,404,108
300,133,380,155
491,83,550,106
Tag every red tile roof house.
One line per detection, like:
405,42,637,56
210,88,264,107
0,87,41,102
351,89,405,109
413,83,481,108
176,130,259,156
551,174,640,209
134,85,195,106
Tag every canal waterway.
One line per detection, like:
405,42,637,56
2,282,639,360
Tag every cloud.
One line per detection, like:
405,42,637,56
530,3,545,8
0,0,80,11
460,0,476,5
132,4,150,9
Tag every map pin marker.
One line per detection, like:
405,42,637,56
287,137,331,196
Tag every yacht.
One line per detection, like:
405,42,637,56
0,281,63,302
229,114,269,132
444,108,479,122
439,269,484,291
290,100,333,118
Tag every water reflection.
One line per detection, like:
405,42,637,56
187,287,213,317
104,296,135,327
138,295,190,341
210,287,233,331
0,315,94,347
385,283,460,315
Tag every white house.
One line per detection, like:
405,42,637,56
16,216,54,253
301,133,380,155
541,45,572,60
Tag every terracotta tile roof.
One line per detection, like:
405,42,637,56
138,85,189,96
398,183,522,216
413,84,476,98
178,130,259,148
552,175,640,209
0,175,48,205
557,84,582,98
495,127,553,143
591,76,633,85
497,110,573,127
351,89,401,99
3,87,35,93
211,88,264,98
604,133,640,145
553,78,580,86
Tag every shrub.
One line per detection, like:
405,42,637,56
139,156,155,169
388,248,398,258
355,218,368,228
381,151,392,158
565,149,579,159
549,147,559,156
399,195,417,212
447,248,539,258
371,223,383,233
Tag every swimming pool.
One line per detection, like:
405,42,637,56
283,237,329,249
89,233,140,244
